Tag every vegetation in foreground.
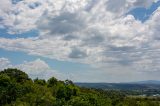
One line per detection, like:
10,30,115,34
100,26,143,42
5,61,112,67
0,68,160,106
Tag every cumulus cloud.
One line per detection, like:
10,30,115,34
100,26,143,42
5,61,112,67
0,0,160,80
0,57,65,80
0,57,12,69
0,0,157,34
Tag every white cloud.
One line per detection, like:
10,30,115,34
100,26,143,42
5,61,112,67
0,0,160,82
0,0,157,34
0,57,12,70
147,7,160,40
17,59,67,80
0,57,66,80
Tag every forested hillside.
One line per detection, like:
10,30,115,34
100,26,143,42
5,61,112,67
0,68,160,106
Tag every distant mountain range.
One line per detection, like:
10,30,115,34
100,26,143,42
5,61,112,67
130,80,160,85
75,80,160,90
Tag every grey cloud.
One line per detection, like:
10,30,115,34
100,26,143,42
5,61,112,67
38,12,86,35
133,0,155,8
85,0,99,11
88,35,104,44
0,0,160,81
69,48,87,59
12,0,23,4
105,0,156,16
28,2,41,9
105,0,126,13
62,34,78,41
82,34,105,46
108,45,135,52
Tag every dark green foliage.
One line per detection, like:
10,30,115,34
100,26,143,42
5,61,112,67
34,78,46,86
47,77,58,87
65,79,74,85
0,69,33,105
0,74,11,87
0,68,31,83
0,68,160,106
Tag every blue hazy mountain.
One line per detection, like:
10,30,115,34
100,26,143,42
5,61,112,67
75,80,160,90
130,80,160,84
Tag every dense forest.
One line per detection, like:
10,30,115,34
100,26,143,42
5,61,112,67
0,68,160,106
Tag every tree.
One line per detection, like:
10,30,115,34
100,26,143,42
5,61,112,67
34,78,46,86
65,79,74,85
0,68,31,83
47,77,58,87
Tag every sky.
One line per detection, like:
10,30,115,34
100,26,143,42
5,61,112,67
0,0,160,82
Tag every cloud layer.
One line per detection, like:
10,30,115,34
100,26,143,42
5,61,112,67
0,0,160,81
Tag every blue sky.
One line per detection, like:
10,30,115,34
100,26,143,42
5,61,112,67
0,0,160,82
129,0,160,21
